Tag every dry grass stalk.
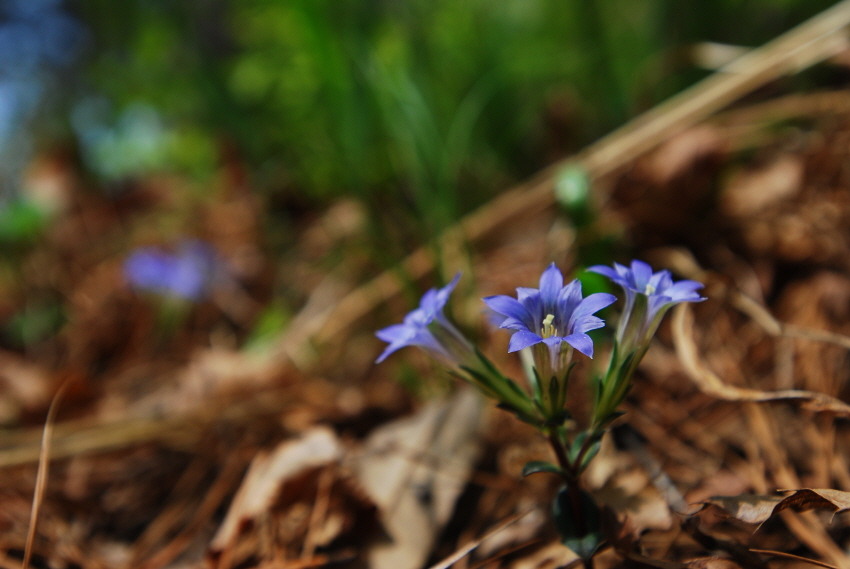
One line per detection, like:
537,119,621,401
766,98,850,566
22,377,73,569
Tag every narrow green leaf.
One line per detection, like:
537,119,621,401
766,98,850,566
521,460,563,477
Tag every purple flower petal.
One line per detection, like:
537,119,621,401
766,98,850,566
375,273,472,365
564,333,594,358
570,314,605,334
571,292,617,321
629,260,653,290
483,295,534,328
508,330,543,352
538,263,563,305
665,280,705,302
587,264,619,281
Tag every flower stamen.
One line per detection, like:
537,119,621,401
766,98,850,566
541,313,558,338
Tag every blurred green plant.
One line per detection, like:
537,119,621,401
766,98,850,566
67,0,837,250
0,199,49,245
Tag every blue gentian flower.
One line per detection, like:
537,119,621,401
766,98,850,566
483,263,616,379
124,240,219,301
588,259,705,355
375,274,474,366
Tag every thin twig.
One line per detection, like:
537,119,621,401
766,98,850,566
22,377,74,569
749,548,839,569
427,510,532,569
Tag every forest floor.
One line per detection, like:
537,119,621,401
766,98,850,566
5,49,850,569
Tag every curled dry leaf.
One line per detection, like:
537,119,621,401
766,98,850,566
209,426,344,556
672,305,850,416
697,488,850,527
353,387,485,569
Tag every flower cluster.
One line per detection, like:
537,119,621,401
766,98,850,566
375,259,706,558
375,260,705,426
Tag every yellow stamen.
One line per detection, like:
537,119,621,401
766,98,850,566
541,313,557,337
645,284,656,295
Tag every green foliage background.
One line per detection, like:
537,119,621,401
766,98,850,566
65,0,837,245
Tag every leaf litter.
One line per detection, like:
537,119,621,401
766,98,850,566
10,13,850,569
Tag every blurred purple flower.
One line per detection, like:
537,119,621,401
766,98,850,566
588,259,705,353
124,240,219,301
375,274,473,366
484,263,616,378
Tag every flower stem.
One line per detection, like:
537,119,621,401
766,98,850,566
547,430,589,538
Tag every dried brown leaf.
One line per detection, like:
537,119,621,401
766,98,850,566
209,427,344,555
773,489,850,520
697,488,850,526
354,387,485,569
697,495,784,525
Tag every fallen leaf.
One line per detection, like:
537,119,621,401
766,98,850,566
696,495,783,525
353,387,486,569
696,488,850,526
209,426,344,554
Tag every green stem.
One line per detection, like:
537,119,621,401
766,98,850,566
547,430,590,539
548,430,574,479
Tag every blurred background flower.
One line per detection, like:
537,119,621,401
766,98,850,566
123,240,221,301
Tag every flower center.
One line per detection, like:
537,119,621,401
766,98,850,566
644,283,656,295
541,313,558,338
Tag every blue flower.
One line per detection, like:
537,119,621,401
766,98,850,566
124,240,219,301
588,260,705,353
483,263,616,378
375,274,473,366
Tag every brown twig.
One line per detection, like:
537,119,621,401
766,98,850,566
749,548,840,569
22,376,74,569
426,510,533,569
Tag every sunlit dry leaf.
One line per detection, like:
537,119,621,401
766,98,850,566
209,427,344,554
354,387,485,569
697,495,783,525
586,431,676,536
697,489,850,527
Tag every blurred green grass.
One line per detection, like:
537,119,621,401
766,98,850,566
60,0,838,253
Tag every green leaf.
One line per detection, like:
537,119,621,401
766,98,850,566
552,485,604,561
494,402,541,428
522,460,563,477
579,440,602,471
568,430,596,462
